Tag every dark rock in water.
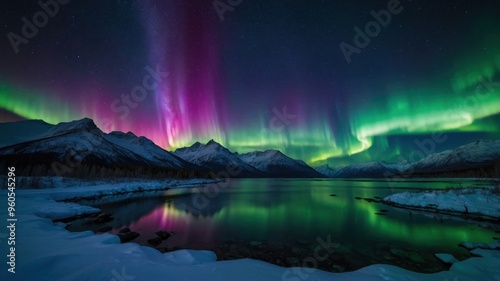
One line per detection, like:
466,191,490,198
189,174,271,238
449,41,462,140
330,194,337,197
98,226,112,232
373,196,382,199
354,197,362,200
493,237,500,240
119,227,131,234
94,213,113,224
118,231,140,243
97,213,112,219
155,230,171,240
379,209,389,213
375,212,387,216
148,237,163,246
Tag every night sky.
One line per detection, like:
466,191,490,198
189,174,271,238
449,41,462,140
1,0,499,167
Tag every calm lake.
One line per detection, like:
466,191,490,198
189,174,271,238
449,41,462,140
67,178,500,273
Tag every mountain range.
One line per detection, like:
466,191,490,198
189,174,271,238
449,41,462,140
0,118,499,179
316,140,500,178
0,118,321,178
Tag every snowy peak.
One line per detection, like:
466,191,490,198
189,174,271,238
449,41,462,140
174,140,263,177
174,142,322,178
331,161,404,178
204,139,229,152
104,131,196,170
47,118,101,138
176,139,229,154
207,139,218,145
108,131,155,147
239,149,323,178
239,149,291,167
315,164,339,177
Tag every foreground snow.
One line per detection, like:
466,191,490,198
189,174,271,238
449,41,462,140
383,186,500,220
1,181,500,280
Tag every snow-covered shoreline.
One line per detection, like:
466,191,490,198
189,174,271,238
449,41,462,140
383,186,500,222
1,180,500,280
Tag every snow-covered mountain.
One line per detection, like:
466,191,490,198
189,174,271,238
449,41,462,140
173,140,264,177
45,117,102,137
238,150,323,178
319,140,500,178
0,118,200,177
104,131,196,170
315,164,339,177
0,118,323,178
330,161,410,178
0,119,56,148
2,118,498,179
409,139,500,176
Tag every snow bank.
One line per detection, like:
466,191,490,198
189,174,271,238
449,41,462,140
22,178,216,201
383,186,500,220
434,254,459,264
0,181,500,280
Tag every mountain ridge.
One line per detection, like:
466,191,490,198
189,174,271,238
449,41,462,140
1,118,499,179
316,139,500,178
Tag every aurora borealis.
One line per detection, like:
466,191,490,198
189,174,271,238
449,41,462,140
1,0,499,166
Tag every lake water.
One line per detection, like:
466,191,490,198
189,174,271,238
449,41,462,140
67,178,500,273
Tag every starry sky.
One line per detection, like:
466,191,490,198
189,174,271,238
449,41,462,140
0,0,499,167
